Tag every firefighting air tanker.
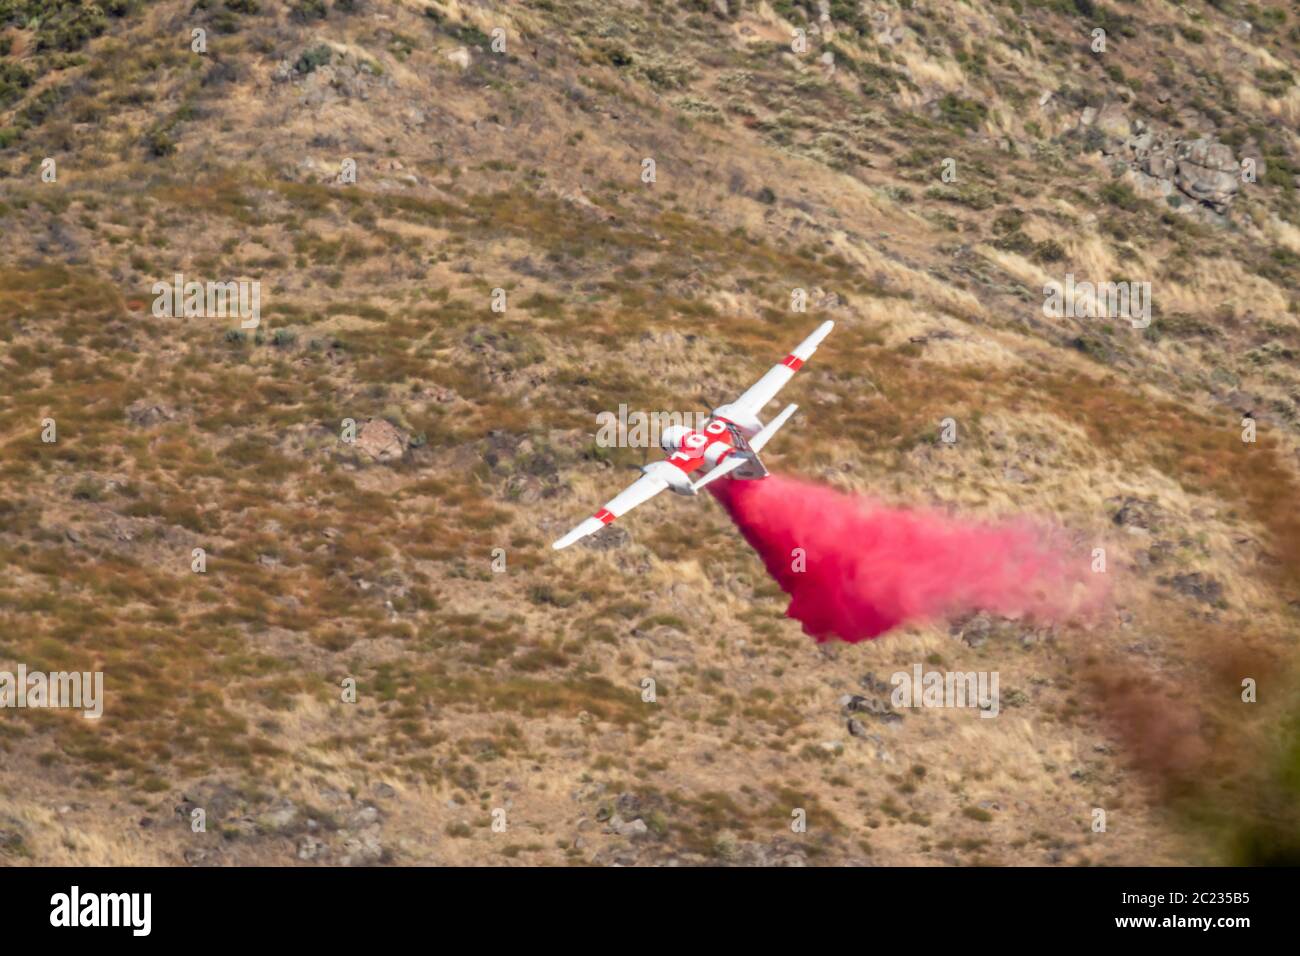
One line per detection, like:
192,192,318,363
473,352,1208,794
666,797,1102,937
552,321,834,550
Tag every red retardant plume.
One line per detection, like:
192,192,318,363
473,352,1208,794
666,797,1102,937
710,474,1101,643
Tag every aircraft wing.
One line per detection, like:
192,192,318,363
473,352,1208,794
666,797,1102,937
551,472,670,550
730,320,834,418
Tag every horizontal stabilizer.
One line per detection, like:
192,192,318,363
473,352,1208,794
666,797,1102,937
750,403,798,453
690,454,749,492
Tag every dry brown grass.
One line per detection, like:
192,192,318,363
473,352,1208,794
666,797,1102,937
1,0,1297,866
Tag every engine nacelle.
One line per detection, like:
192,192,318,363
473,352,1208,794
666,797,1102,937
641,459,696,495
708,403,763,437
659,424,695,453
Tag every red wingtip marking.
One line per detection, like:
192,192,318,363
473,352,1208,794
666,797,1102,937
594,509,616,524
783,354,804,371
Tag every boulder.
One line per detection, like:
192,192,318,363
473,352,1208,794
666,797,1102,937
1159,572,1224,605
1174,138,1240,212
1095,102,1131,140
355,418,408,462
1111,496,1164,532
1126,169,1174,202
125,399,176,427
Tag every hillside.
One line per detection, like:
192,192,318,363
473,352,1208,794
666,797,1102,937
1,0,1298,866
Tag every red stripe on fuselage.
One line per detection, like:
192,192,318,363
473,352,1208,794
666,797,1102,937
594,509,615,524
666,426,733,474
782,354,804,371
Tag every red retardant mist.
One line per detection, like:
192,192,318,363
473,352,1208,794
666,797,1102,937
710,474,1103,643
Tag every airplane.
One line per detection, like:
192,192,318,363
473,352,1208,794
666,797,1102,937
552,320,834,550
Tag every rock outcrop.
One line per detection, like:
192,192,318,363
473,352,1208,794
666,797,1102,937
354,418,408,463
1081,105,1247,214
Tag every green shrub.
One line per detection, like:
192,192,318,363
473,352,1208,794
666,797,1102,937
1033,239,1066,263
145,127,175,156
447,23,490,47
290,0,328,21
1098,180,1141,211
936,93,987,132
0,61,32,109
992,231,1034,255
992,209,1025,235
295,44,332,74
37,2,109,52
